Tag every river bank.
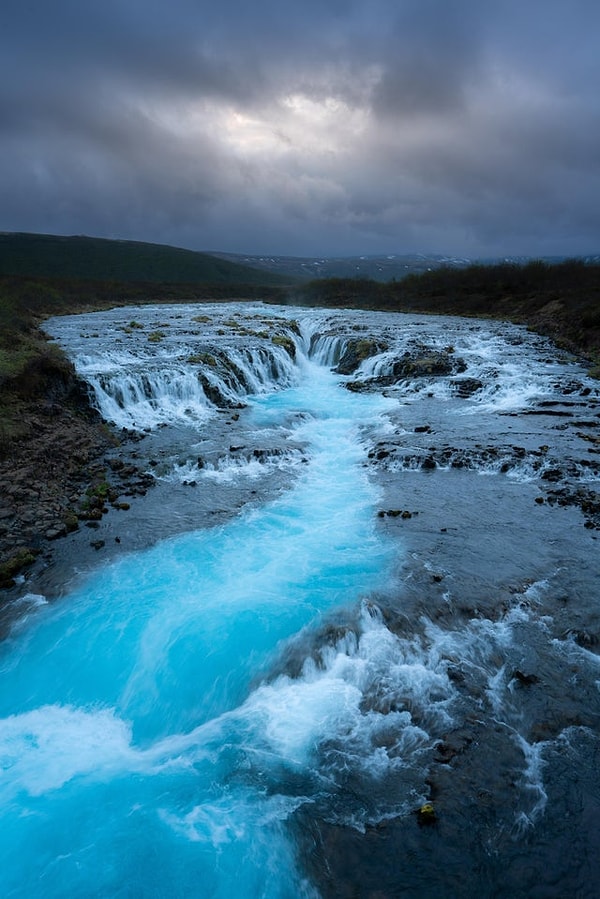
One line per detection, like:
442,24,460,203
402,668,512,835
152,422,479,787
0,393,159,633
1,272,599,604
1,301,598,898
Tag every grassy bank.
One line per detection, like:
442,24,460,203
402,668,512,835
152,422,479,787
2,258,599,451
0,275,288,450
0,258,598,588
0,233,294,443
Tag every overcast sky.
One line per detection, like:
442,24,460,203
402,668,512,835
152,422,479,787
2,0,600,258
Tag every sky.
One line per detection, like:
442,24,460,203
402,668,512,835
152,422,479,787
2,0,600,258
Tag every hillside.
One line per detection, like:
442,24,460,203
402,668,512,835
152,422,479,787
0,233,293,286
213,250,600,283
212,251,473,282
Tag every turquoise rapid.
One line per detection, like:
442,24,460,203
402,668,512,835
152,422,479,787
0,352,396,898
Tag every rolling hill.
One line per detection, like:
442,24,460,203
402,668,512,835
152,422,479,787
0,233,294,286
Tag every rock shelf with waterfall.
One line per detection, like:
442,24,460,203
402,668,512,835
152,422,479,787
1,302,599,898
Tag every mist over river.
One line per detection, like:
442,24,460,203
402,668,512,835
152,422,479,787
2,303,599,898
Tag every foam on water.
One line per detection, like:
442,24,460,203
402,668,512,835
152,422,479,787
45,303,303,431
0,351,396,897
10,303,599,895
87,367,215,429
161,448,303,485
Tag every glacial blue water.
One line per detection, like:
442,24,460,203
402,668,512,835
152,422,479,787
0,355,396,898
3,303,600,897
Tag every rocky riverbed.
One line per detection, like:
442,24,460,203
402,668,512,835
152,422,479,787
2,308,599,604
0,385,156,615
1,302,600,898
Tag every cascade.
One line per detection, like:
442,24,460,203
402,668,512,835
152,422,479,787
2,302,599,897
0,312,397,897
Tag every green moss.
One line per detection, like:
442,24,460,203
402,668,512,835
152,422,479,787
147,330,166,343
0,548,38,588
271,334,296,357
0,410,31,451
63,510,79,533
86,480,110,500
188,352,217,366
354,339,380,360
0,344,38,383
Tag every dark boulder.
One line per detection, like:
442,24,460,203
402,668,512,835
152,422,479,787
391,350,465,379
451,377,484,398
334,339,388,375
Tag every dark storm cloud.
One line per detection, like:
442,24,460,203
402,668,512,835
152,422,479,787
1,0,599,256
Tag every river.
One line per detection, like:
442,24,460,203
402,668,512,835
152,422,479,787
1,303,599,897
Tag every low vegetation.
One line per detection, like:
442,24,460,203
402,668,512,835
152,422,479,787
0,233,294,287
0,247,597,585
288,260,600,368
0,275,287,452
1,254,598,458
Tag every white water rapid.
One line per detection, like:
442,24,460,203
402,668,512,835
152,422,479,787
2,302,599,898
0,314,398,897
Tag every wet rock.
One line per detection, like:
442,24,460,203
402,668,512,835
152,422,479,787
415,803,437,826
334,339,389,375
79,508,103,521
271,334,296,357
571,630,599,648
523,408,574,417
545,485,600,528
541,468,563,481
197,374,231,408
392,351,459,378
451,377,484,398
512,669,540,686
0,548,39,588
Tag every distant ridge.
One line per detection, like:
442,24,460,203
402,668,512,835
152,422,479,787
0,233,294,286
212,251,472,282
213,250,600,283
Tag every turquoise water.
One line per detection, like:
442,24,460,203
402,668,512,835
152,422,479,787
0,359,396,898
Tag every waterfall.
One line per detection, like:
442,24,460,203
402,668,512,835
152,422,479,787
7,301,599,898
0,338,396,898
